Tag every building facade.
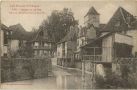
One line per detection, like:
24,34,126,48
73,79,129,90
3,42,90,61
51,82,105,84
57,26,78,67
75,7,104,61
32,29,55,58
0,24,12,57
81,7,137,77
101,7,137,57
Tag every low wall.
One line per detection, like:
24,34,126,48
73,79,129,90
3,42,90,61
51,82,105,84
1,58,50,83
82,61,106,77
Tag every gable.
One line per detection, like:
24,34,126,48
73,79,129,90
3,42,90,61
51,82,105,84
102,7,137,32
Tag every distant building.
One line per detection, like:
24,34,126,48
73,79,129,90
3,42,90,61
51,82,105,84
57,25,78,67
31,29,55,57
75,7,105,60
0,24,12,57
84,7,100,27
9,24,30,57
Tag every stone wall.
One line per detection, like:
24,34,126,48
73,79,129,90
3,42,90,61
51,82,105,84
82,61,106,77
1,58,50,83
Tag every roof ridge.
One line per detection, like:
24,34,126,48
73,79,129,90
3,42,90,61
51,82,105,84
119,7,128,25
32,29,41,41
85,6,99,17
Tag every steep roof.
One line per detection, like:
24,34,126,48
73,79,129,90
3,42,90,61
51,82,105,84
1,24,9,31
32,29,55,43
102,7,137,32
9,24,30,40
85,7,100,17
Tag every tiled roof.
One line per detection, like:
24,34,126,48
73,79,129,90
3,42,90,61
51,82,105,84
32,29,55,43
102,7,137,32
1,24,9,31
9,24,31,40
85,7,100,17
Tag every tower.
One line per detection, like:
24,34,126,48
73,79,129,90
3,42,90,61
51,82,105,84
84,7,100,27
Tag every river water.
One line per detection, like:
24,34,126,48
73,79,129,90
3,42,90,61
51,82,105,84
1,65,93,90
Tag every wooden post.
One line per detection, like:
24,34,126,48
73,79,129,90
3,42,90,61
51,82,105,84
81,48,86,89
0,19,1,87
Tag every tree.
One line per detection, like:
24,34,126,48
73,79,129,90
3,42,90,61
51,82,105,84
39,8,78,42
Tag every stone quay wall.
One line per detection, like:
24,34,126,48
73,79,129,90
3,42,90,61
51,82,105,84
1,58,51,83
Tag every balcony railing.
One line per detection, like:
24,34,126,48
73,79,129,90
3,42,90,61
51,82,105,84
33,46,51,49
82,55,102,62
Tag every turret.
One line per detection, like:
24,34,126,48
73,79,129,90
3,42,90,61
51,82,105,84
84,7,100,27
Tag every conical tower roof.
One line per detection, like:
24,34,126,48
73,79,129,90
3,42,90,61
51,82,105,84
85,7,100,17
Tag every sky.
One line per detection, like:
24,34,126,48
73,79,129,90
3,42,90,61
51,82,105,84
1,0,137,31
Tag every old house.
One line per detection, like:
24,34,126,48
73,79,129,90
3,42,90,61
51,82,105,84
74,7,105,69
9,24,30,57
31,29,55,57
81,32,133,76
100,7,137,57
57,25,78,67
81,7,137,76
0,24,12,57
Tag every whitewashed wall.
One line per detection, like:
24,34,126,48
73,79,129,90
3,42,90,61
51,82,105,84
34,42,39,47
57,43,63,58
84,14,99,27
126,30,137,56
0,30,8,56
0,30,3,56
115,33,133,46
65,42,67,58
102,35,113,62
77,37,86,52
11,40,19,53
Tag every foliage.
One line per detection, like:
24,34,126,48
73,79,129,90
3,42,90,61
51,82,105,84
95,61,137,89
95,73,137,89
39,8,78,42
16,42,33,58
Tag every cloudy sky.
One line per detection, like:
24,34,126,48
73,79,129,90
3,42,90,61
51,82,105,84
1,0,137,31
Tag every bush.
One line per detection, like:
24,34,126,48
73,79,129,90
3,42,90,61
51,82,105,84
95,71,137,89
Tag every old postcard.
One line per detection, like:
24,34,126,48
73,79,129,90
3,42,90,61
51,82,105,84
0,0,137,89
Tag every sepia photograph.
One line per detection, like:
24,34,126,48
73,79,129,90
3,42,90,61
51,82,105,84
0,0,137,89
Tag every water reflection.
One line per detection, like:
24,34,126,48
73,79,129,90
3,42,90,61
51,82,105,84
1,66,93,90
55,68,93,89
56,75,83,89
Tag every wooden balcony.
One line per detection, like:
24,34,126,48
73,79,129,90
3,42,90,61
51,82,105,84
33,46,51,50
82,55,111,64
